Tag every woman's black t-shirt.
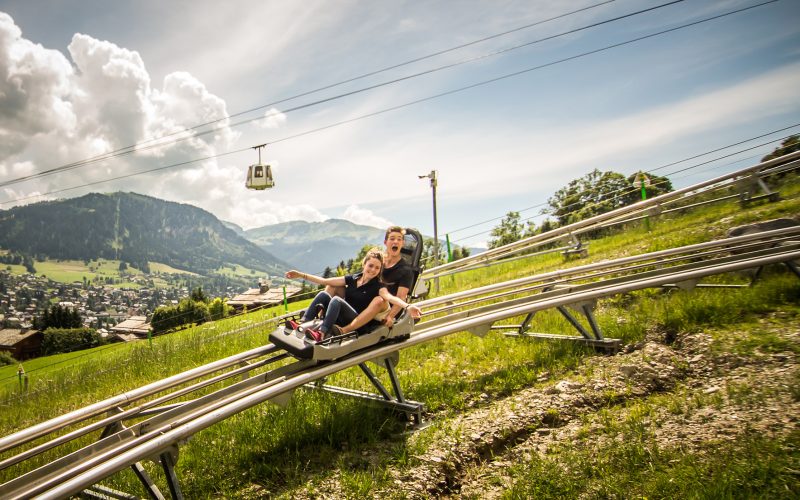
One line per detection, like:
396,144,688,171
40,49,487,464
344,273,385,313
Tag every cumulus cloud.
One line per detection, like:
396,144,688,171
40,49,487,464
0,13,324,230
220,198,329,230
341,205,393,228
255,108,287,129
0,13,240,206
0,13,75,157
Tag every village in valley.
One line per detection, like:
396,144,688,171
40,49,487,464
0,268,300,361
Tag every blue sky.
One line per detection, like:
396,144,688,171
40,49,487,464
0,0,798,248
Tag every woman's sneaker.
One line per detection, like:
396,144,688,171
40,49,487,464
304,328,324,342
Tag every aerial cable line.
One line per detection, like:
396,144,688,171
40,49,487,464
447,122,800,237
118,0,617,152
0,1,615,188
1,148,248,206
452,130,798,245
0,0,678,189
450,133,797,246
446,124,800,244
0,0,777,206
648,122,800,174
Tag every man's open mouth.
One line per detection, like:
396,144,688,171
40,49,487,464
391,246,400,252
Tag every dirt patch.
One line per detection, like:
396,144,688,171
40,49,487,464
275,317,798,499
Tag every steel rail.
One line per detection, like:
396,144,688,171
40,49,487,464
422,150,800,280
419,243,800,332
23,247,800,500
420,233,800,318
6,229,790,475
414,225,800,311
0,344,280,455
0,352,290,471
599,158,800,229
0,358,319,499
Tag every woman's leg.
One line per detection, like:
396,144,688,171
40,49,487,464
339,296,386,334
324,285,345,299
321,296,358,334
301,291,332,322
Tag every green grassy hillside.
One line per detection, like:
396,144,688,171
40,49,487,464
1,175,798,497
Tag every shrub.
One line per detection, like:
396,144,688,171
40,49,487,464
0,351,17,366
41,328,105,355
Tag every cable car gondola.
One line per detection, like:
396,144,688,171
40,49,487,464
245,144,275,190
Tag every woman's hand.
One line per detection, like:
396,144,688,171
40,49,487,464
285,270,301,279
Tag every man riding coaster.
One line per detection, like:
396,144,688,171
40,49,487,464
321,225,418,337
284,241,421,341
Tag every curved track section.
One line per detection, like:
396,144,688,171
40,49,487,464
1,229,799,498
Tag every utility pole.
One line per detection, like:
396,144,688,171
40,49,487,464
419,170,439,293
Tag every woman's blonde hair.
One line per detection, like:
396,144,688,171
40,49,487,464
362,247,386,283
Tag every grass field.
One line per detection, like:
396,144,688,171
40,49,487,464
149,262,198,275
1,174,798,497
213,263,262,278
26,258,142,286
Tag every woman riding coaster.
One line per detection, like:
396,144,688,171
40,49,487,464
285,248,422,341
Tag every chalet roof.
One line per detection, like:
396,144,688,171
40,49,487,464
110,316,151,336
228,285,303,308
0,329,40,347
110,332,142,343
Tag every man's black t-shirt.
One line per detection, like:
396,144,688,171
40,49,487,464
382,259,414,296
344,273,384,313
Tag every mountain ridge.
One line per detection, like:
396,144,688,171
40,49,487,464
245,219,386,272
0,192,289,275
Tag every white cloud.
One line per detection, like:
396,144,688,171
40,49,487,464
0,12,75,157
255,108,287,129
0,13,239,210
341,205,393,228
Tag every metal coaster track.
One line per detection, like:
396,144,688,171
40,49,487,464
0,225,797,498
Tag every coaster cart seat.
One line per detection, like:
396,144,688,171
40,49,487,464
269,228,424,361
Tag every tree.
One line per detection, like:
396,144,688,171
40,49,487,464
39,304,83,330
208,297,231,321
42,328,104,355
420,237,443,267
23,255,35,274
349,245,378,273
546,170,631,226
761,135,800,162
190,287,208,303
488,212,524,249
621,172,673,206
450,246,471,261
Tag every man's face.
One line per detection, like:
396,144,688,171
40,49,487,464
385,231,404,256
